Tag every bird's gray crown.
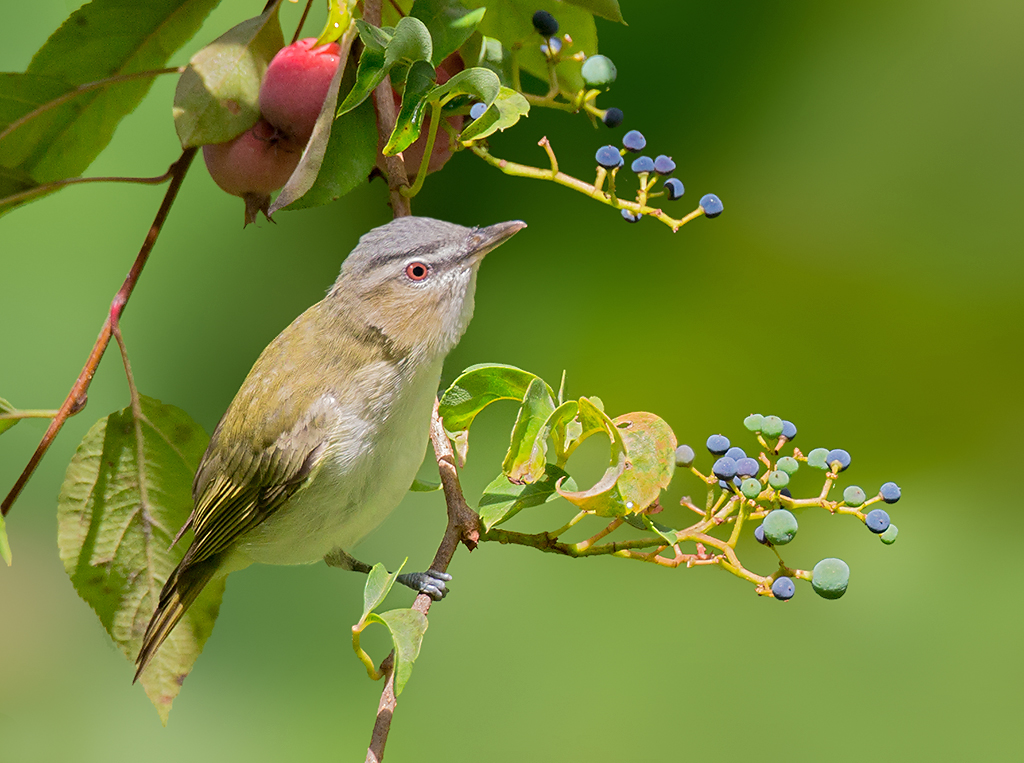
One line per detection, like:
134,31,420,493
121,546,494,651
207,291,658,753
341,216,474,276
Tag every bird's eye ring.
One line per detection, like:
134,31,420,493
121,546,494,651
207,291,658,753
405,261,430,281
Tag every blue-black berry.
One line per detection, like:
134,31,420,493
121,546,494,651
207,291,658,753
621,209,641,223
735,457,760,478
469,102,487,120
595,145,622,169
879,482,901,504
602,107,623,128
663,178,684,200
622,129,646,152
779,488,792,499
865,508,890,534
781,420,797,441
532,10,558,37
675,444,695,468
772,577,795,601
706,434,730,455
700,193,723,218
630,156,655,174
653,155,676,175
754,523,770,545
713,457,738,481
725,446,746,461
826,448,851,472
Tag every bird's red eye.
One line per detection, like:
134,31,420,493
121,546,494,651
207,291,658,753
406,261,429,281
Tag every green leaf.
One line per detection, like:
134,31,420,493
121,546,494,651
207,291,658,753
502,378,556,484
438,364,552,463
361,561,407,619
562,0,625,24
56,396,221,724
375,608,428,694
410,478,442,492
460,0,598,93
430,65,501,105
173,2,285,147
0,512,11,566
478,464,575,530
270,53,378,213
385,15,434,70
612,412,677,512
556,397,629,516
336,28,388,116
458,85,529,142
411,0,487,65
0,0,221,186
0,73,73,168
459,33,515,86
0,396,19,435
383,59,437,155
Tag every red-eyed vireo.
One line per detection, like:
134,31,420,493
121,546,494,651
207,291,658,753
135,216,525,680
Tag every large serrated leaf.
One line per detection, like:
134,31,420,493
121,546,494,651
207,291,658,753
173,1,284,148
0,0,221,188
460,0,598,93
411,0,487,65
478,464,575,530
56,396,222,724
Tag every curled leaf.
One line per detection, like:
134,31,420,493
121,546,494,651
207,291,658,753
613,412,677,513
478,464,575,530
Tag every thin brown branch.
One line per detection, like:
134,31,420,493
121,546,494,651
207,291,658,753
367,0,411,218
292,0,316,44
365,399,480,763
0,68,185,144
1,147,197,517
0,169,176,210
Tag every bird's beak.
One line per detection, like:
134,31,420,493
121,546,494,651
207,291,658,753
466,220,527,263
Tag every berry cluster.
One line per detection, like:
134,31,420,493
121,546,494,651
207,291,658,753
202,38,341,225
593,128,723,224
673,414,902,601
530,9,624,128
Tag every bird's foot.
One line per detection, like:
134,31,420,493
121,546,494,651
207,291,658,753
396,569,452,600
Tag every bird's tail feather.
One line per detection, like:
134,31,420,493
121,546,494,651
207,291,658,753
134,559,216,683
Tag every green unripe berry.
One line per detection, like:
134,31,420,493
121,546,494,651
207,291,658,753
843,485,866,507
811,558,850,599
763,509,798,545
744,414,764,432
776,456,799,475
880,524,899,545
581,54,617,88
761,415,784,438
768,469,790,489
807,448,830,470
741,477,762,499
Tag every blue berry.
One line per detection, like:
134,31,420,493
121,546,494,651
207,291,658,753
725,446,746,461
865,508,890,534
772,576,795,601
540,37,562,56
700,193,723,218
630,156,655,174
779,487,793,499
602,107,623,128
735,457,760,478
754,524,770,545
706,434,730,455
713,457,738,481
781,420,797,440
663,178,684,200
621,209,641,223
718,479,740,492
674,444,695,468
532,10,558,36
811,558,849,599
826,448,851,472
653,155,676,175
595,145,622,169
879,482,901,504
622,129,646,152
581,55,617,88
763,509,798,545
469,102,487,120
880,524,899,545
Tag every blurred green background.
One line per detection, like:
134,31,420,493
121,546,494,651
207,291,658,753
2,0,1022,760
